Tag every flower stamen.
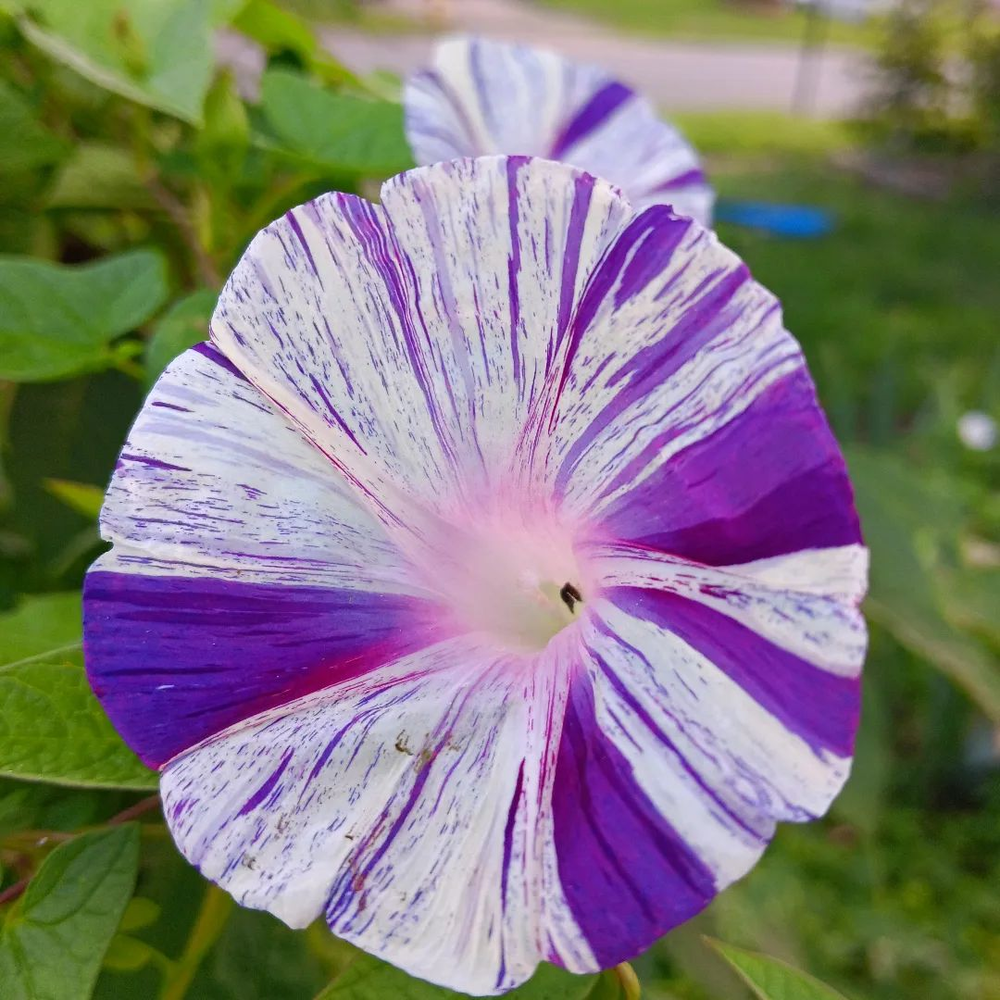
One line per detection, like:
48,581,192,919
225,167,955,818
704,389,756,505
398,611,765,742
559,582,583,614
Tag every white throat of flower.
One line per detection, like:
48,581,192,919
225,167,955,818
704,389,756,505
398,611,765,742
411,504,587,652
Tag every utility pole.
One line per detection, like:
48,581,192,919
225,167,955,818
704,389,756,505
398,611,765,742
793,0,832,115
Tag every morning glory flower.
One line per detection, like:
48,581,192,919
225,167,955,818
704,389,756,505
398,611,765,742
405,36,714,226
84,156,866,996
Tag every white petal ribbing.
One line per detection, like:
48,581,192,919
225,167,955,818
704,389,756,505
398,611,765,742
211,157,630,528
95,344,413,593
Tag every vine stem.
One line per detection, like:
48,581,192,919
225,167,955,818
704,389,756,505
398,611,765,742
108,793,162,826
0,877,28,906
0,793,162,907
145,177,220,288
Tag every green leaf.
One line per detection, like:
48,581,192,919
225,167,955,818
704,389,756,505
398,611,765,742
940,565,1000,647
0,594,157,790
0,79,68,175
846,445,1000,722
43,478,105,519
16,0,215,123
202,72,250,152
260,69,415,177
0,592,81,662
315,955,597,1000
0,248,168,382
233,0,359,88
146,288,215,385
706,938,850,1000
0,777,105,840
47,142,155,210
0,825,140,1000
212,0,250,23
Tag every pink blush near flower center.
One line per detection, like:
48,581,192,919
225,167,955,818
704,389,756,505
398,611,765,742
419,506,589,652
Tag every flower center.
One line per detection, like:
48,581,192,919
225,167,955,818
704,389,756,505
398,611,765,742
417,507,587,652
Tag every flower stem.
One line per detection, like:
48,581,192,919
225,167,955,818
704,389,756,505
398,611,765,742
157,884,233,1000
613,962,642,999
145,177,220,289
108,794,161,826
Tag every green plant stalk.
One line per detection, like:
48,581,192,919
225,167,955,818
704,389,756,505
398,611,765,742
158,883,234,1000
614,962,642,999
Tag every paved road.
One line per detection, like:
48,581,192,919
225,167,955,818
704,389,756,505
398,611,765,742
320,0,871,117
218,0,871,117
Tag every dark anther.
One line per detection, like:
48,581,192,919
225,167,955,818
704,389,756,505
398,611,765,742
560,582,583,613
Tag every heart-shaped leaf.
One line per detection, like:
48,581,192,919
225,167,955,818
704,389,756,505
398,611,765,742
0,825,140,1000
0,249,168,382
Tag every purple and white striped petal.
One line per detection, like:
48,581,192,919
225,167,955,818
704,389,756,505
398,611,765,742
210,156,628,536
405,36,713,225
546,538,866,967
85,344,447,768
161,630,593,995
85,155,867,995
547,204,861,565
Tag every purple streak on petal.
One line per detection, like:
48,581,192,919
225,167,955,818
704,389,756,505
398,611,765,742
194,340,244,380
408,69,482,155
151,401,193,413
336,190,464,474
496,756,524,997
500,758,525,909
325,740,437,924
559,173,599,339
84,571,446,768
612,211,692,309
600,369,862,564
469,39,499,139
118,454,191,473
650,168,708,193
239,747,293,815
506,157,524,392
284,209,321,281
546,172,599,388
604,586,860,757
307,373,367,454
552,673,716,968
555,209,759,486
577,207,691,331
550,81,633,159
549,207,693,432
586,620,767,841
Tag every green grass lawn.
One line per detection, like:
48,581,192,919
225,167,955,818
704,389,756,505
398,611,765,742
536,0,882,48
673,109,855,156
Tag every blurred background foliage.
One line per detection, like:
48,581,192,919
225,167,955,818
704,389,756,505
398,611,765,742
0,1,998,998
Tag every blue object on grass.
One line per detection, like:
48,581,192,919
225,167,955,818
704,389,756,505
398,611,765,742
714,199,835,238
